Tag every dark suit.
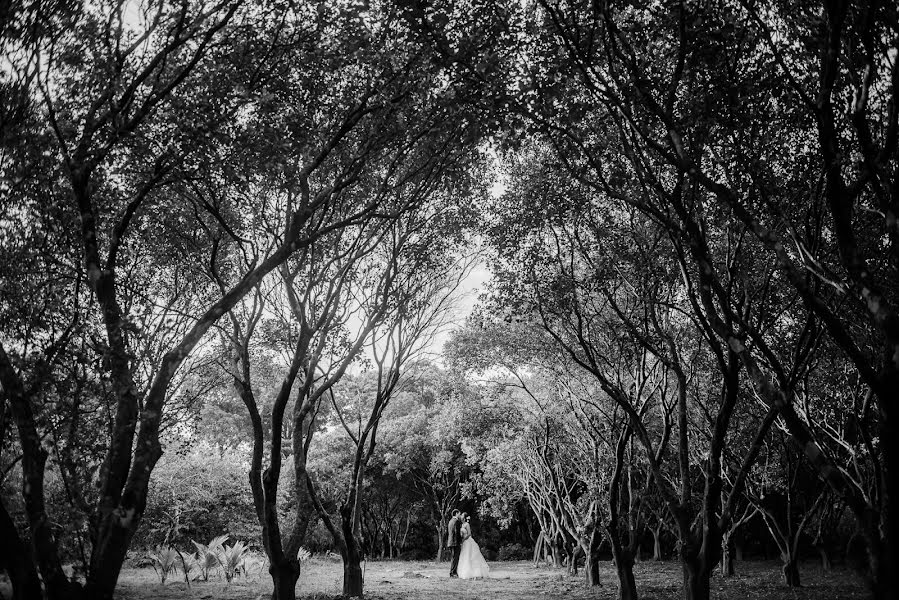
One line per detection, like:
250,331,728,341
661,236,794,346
447,515,463,576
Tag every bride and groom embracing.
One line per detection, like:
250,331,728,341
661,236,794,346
446,509,490,579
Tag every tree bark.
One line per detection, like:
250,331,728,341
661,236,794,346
269,560,301,600
682,559,711,600
436,527,445,562
550,534,563,568
720,533,734,577
609,541,638,600
533,531,544,565
815,544,831,572
583,526,602,586
0,344,78,600
781,557,800,587
0,498,42,600
652,527,663,561
343,554,364,597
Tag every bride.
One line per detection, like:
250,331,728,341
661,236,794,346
457,513,490,579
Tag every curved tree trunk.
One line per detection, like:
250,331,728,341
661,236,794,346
584,526,603,586
0,499,42,600
609,538,638,600
781,556,800,587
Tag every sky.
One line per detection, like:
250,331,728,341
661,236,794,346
426,261,493,358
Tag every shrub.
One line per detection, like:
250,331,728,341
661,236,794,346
176,551,198,585
241,550,269,579
216,540,249,583
497,543,531,561
149,546,179,584
191,534,228,581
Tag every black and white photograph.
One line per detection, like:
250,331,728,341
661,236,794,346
1,1,896,599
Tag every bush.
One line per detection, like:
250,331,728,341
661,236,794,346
481,547,498,561
135,444,261,549
497,543,531,561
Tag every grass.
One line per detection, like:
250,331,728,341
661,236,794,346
107,558,868,599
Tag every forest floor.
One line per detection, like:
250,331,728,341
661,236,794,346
110,558,868,599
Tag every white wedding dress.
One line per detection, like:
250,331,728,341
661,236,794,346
457,523,490,579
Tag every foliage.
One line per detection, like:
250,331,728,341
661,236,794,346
149,546,180,585
191,535,229,582
215,540,249,584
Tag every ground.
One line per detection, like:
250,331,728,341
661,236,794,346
108,558,868,600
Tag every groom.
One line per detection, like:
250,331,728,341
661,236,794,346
447,509,463,577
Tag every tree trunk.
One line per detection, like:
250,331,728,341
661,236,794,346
84,521,139,600
584,526,602,586
816,544,831,572
550,535,563,569
609,536,638,600
720,533,734,577
615,560,639,600
585,546,601,586
269,560,300,600
533,531,544,565
876,407,898,600
0,499,42,600
781,557,800,587
436,527,445,562
652,527,662,561
343,554,364,597
567,544,579,576
682,559,711,600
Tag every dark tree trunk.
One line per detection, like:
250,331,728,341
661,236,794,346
343,554,364,597
1,346,81,600
614,560,639,600
269,560,300,600
608,533,638,600
0,499,42,600
585,547,601,586
682,560,711,600
781,558,800,587
878,396,899,600
816,544,831,572
584,526,603,586
84,527,136,600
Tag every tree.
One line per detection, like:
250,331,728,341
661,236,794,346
1,1,484,597
307,217,472,596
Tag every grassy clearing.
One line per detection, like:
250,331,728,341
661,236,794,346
110,558,867,599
